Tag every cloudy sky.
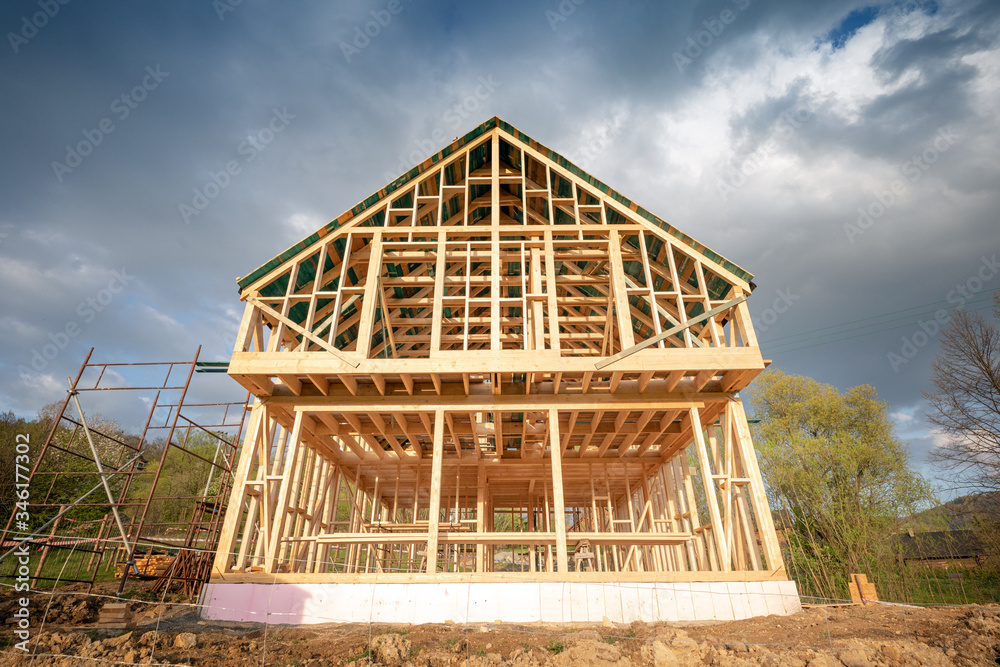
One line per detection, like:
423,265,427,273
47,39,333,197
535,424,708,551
2,0,998,493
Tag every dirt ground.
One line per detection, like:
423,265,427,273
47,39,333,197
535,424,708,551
1,584,998,666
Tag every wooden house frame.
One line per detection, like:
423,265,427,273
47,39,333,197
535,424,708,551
203,117,800,624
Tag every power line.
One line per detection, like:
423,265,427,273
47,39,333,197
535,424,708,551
761,295,995,351
762,302,997,356
759,293,996,347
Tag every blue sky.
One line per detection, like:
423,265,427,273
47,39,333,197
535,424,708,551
2,0,998,495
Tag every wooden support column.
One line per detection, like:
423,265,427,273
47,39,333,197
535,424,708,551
729,399,785,572
213,400,264,574
490,132,501,351
691,406,730,571
543,231,562,351
431,230,446,354
356,231,384,357
608,231,637,350
265,410,305,571
549,407,569,573
476,463,486,572
426,409,446,573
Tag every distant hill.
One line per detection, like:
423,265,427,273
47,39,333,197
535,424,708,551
905,493,999,532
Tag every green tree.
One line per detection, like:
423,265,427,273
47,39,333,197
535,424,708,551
125,428,235,531
746,370,934,601
31,402,139,523
0,411,50,522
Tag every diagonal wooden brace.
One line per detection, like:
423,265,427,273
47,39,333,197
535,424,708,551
596,295,746,370
247,295,361,368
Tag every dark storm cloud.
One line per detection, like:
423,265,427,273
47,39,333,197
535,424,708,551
1,0,998,493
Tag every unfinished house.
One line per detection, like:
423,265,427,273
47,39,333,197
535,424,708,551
202,117,801,624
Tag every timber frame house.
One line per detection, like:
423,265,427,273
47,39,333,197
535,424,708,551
206,117,798,623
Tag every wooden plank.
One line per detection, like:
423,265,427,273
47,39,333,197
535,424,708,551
608,231,637,350
212,401,265,575
476,463,486,571
355,231,384,358
729,399,785,573
426,409,445,573
230,347,765,376
549,407,569,573
431,229,446,353
212,567,789,584
691,406,729,571
596,296,746,369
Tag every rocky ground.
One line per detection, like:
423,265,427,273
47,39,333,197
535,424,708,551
0,585,998,666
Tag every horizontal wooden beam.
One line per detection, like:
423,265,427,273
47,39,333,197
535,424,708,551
229,346,763,376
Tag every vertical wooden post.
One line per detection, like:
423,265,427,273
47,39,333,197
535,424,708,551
265,410,304,571
691,406,730,571
356,231,384,357
431,230,447,354
608,231,637,349
476,463,486,572
213,400,264,574
549,408,569,573
426,409,445,573
527,486,536,573
490,132,501,351
729,399,785,572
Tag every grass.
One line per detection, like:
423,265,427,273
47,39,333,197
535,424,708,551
345,647,371,663
546,640,566,654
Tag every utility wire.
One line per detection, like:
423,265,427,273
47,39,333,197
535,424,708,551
762,302,997,356
760,293,996,344
762,295,996,351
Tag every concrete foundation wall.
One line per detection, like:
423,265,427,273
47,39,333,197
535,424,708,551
200,580,801,625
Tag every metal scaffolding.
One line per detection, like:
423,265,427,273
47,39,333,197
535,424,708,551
0,347,250,596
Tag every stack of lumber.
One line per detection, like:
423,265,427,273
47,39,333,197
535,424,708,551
96,602,134,630
115,554,176,579
848,573,879,604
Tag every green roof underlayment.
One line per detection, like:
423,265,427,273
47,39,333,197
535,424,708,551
237,116,754,292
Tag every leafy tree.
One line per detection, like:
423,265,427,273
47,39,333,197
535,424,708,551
125,428,235,531
0,411,50,522
32,402,139,523
747,370,934,600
